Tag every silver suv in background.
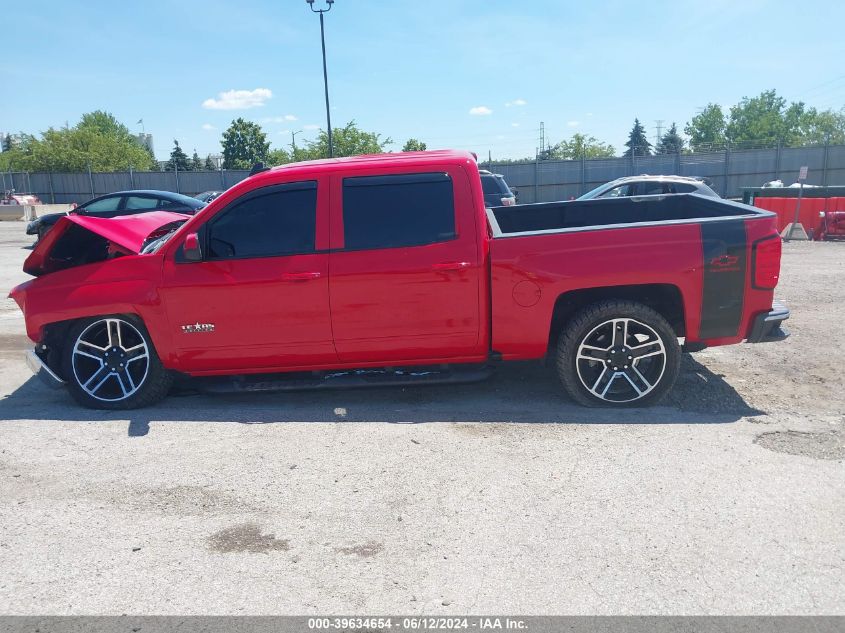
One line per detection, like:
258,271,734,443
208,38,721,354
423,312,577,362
578,175,719,200
479,170,517,207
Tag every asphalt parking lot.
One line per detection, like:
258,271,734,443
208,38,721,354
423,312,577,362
0,220,842,615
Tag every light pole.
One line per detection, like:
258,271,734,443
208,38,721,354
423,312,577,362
291,129,303,157
306,0,334,158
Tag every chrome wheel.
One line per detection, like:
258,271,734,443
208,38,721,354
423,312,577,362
575,317,667,403
71,318,150,402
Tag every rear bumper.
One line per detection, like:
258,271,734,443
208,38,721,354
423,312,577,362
25,349,66,389
747,301,790,343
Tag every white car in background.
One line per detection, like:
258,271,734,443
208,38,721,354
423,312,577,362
578,175,720,200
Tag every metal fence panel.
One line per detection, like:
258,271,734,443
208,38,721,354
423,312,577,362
6,144,845,206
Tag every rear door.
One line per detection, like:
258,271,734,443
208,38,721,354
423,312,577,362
328,168,484,363
160,179,335,372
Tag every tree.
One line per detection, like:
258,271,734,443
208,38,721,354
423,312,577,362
402,138,427,152
302,120,392,159
725,90,793,146
684,104,726,152
190,150,203,171
0,112,155,172
165,140,190,172
797,107,845,145
623,118,651,157
2,133,13,152
204,154,216,170
655,122,684,154
549,133,615,159
221,118,270,169
268,148,291,166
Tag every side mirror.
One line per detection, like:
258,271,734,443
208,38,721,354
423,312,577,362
183,232,202,261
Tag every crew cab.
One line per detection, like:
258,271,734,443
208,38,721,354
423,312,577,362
9,150,789,409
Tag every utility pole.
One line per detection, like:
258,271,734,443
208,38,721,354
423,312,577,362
654,120,664,148
306,0,335,157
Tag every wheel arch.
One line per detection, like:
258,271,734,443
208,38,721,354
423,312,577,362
547,283,686,358
40,311,156,380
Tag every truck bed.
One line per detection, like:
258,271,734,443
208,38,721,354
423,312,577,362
486,194,780,360
487,193,770,236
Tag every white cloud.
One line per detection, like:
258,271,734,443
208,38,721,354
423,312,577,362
201,123,216,131
511,122,520,127
587,112,594,116
263,114,298,123
469,106,492,116
505,99,527,107
202,88,272,110
303,124,320,130
567,120,581,127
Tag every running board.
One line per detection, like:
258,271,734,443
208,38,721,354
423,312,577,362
194,364,495,394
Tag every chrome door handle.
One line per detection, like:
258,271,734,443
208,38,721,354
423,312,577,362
432,261,471,271
280,271,322,281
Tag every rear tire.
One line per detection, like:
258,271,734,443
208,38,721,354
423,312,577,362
556,300,681,407
62,315,172,410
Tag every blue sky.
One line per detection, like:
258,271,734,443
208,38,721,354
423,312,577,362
2,0,844,160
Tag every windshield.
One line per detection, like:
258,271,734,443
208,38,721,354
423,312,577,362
578,181,623,200
481,175,512,196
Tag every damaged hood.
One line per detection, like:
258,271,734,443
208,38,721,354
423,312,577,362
24,211,190,276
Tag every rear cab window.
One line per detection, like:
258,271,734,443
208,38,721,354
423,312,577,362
341,172,456,250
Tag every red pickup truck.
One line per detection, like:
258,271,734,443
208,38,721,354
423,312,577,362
10,150,789,409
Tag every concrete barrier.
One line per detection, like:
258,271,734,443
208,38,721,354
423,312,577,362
0,205,27,221
0,204,74,221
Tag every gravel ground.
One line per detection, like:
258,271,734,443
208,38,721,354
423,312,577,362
0,221,842,615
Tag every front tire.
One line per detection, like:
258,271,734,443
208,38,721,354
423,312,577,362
556,300,681,407
62,316,173,409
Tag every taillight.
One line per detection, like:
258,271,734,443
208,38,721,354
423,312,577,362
752,235,781,289
501,196,516,206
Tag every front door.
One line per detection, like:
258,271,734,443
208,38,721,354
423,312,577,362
328,169,483,363
161,180,336,372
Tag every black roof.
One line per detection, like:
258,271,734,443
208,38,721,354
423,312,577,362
86,190,205,208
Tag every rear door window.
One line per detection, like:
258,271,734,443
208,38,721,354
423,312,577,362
342,173,455,250
638,182,669,196
206,182,317,259
124,196,159,210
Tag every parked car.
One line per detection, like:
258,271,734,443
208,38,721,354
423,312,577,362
25,190,206,241
194,190,224,203
11,150,788,410
479,170,517,207
578,175,719,200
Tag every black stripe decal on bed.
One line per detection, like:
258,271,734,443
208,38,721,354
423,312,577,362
699,219,747,339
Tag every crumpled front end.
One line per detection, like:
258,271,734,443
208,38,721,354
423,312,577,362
22,211,189,277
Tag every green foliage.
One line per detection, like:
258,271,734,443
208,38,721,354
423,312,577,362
267,148,292,166
2,133,14,152
165,140,190,172
190,150,203,171
623,118,651,157
655,122,684,154
302,121,392,159
0,111,155,171
402,138,427,152
221,118,270,169
204,154,216,170
684,104,726,151
549,133,615,159
726,90,792,145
